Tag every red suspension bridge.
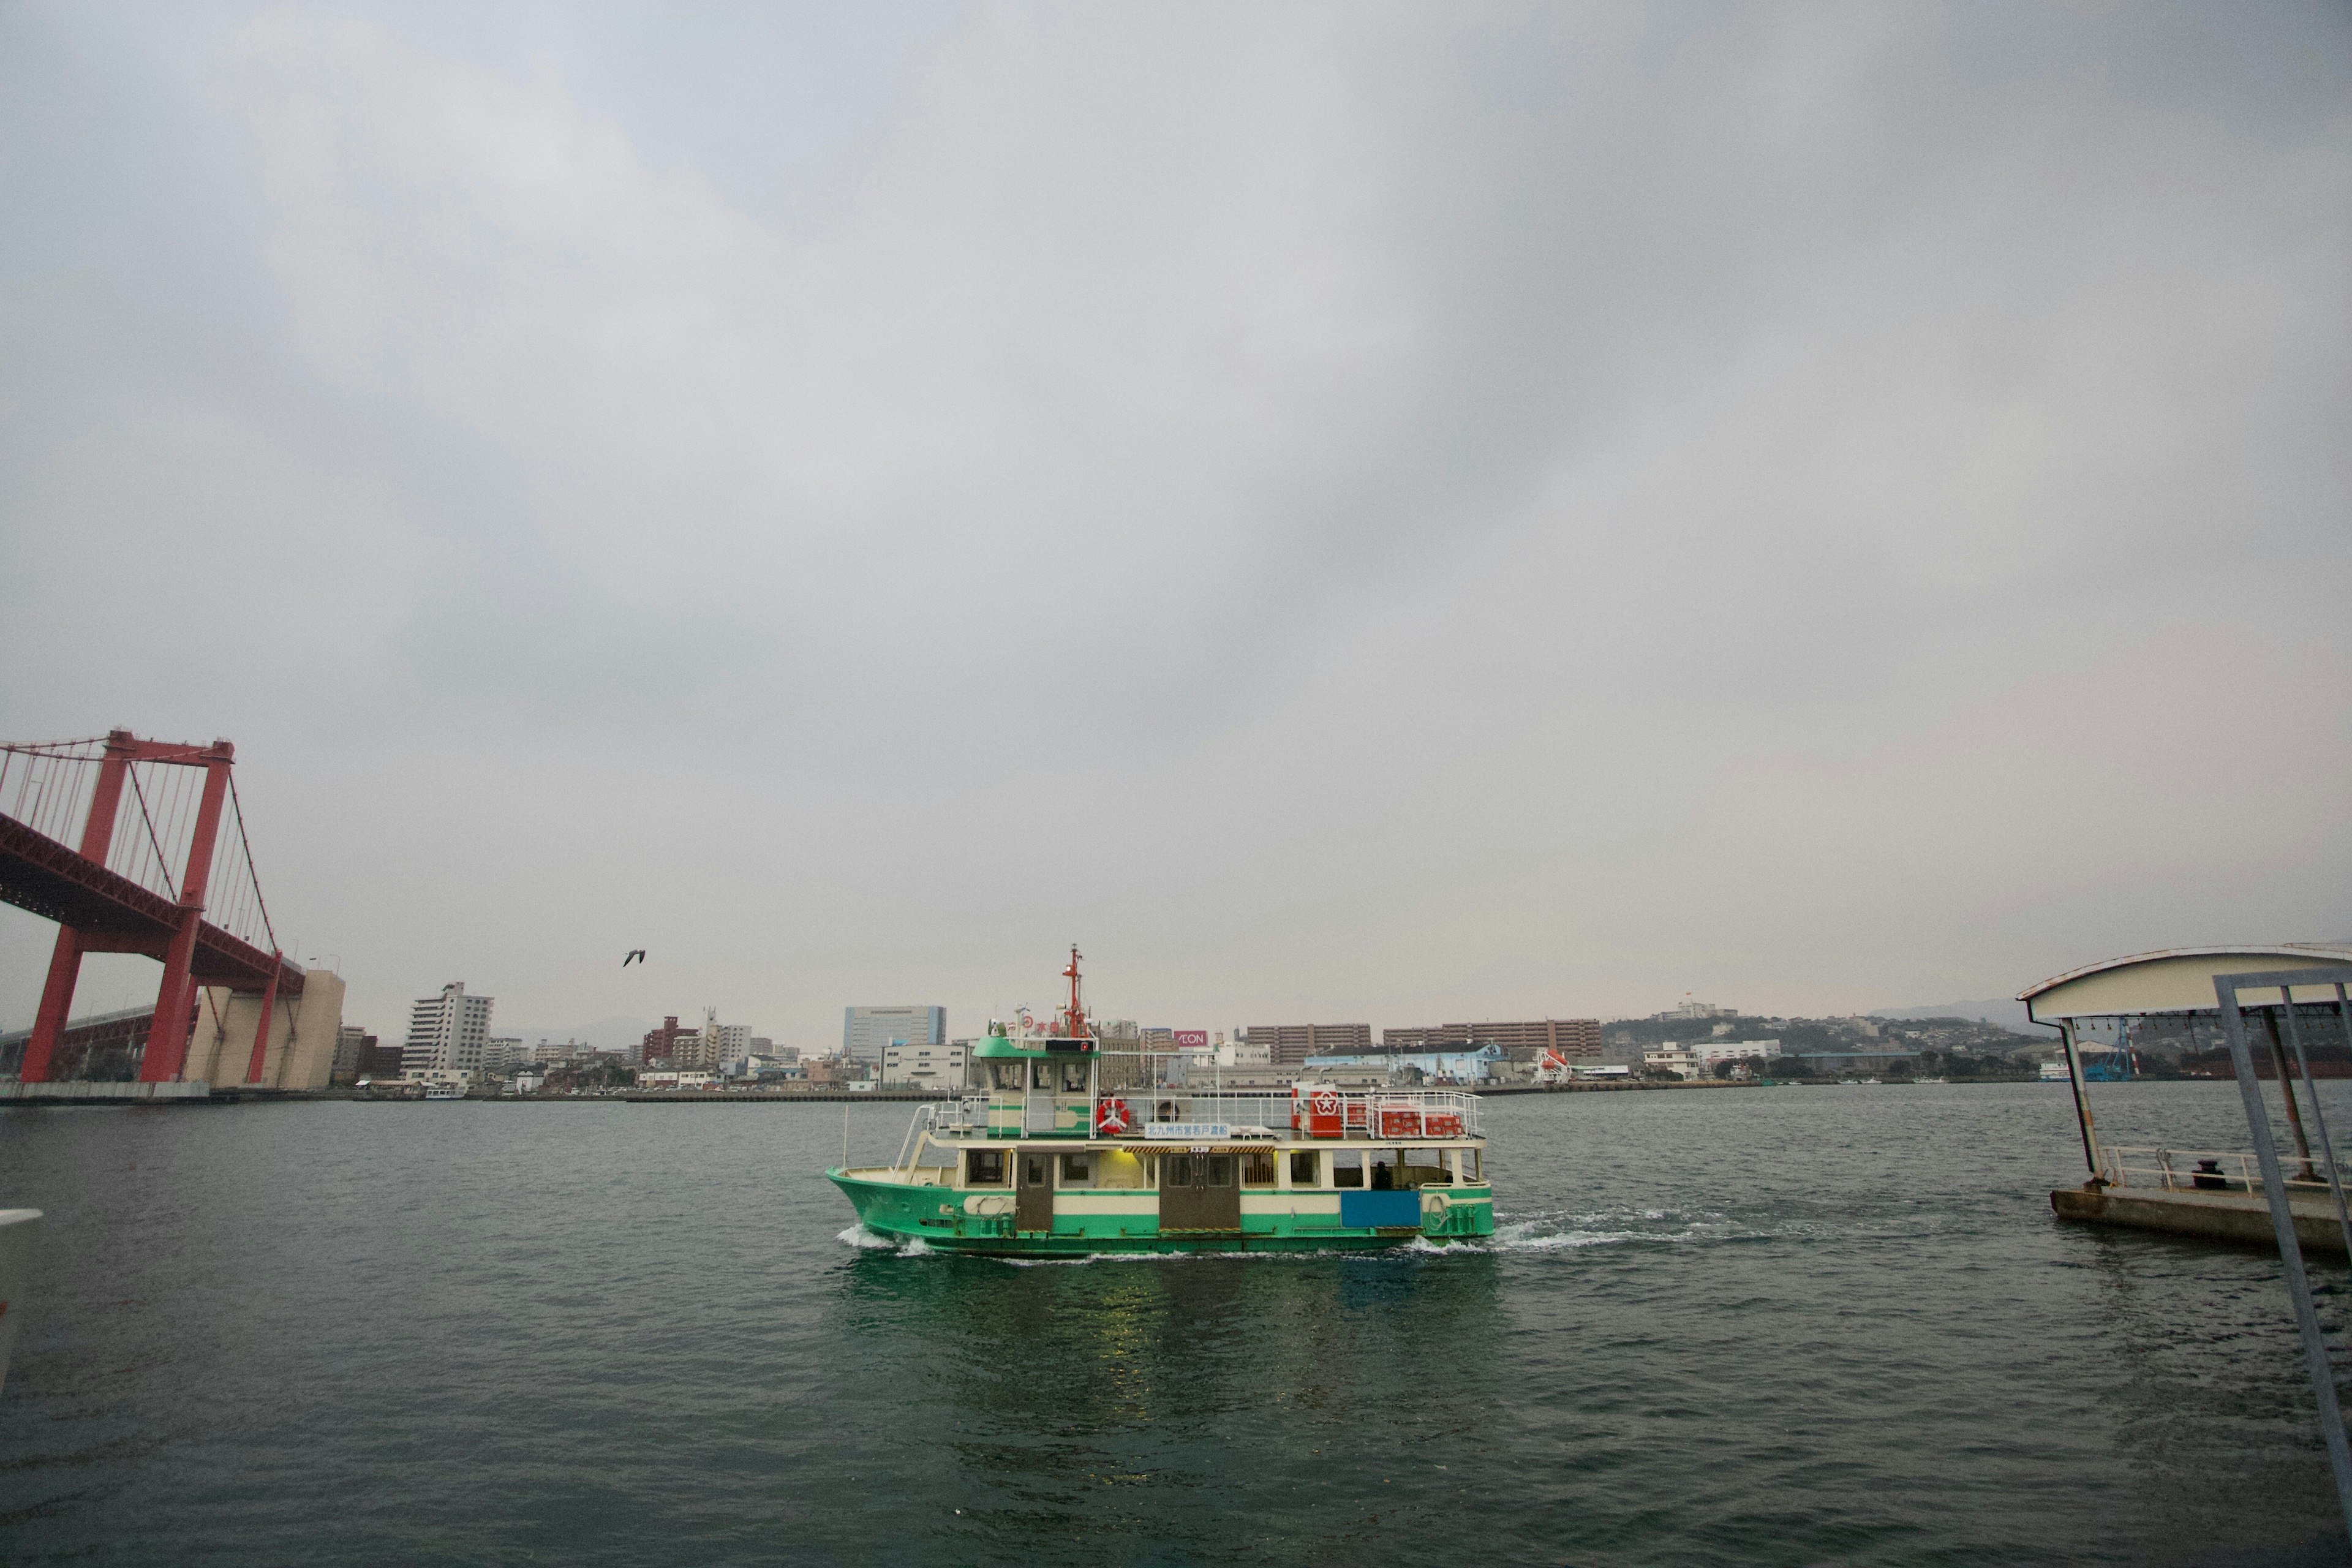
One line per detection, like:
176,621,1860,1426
0,730,303,1085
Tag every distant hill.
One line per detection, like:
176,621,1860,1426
1871,998,2040,1034
500,1016,657,1050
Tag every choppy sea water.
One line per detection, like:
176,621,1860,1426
4,1082,2352,1566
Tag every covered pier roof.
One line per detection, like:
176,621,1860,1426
2019,944,2352,1022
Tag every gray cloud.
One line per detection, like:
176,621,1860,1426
3,1,2346,1044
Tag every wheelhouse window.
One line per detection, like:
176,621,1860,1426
1058,1060,1090,1093
1166,1154,1196,1187
1022,1152,1050,1187
1289,1150,1321,1188
1060,1153,1094,1188
1205,1155,1234,1186
967,1149,1007,1186
1243,1151,1276,1187
1031,1060,1055,1090
988,1061,1026,1092
1401,1149,1450,1187
1332,1150,1364,1188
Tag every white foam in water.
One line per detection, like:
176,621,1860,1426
1487,1211,1756,1252
837,1224,894,1249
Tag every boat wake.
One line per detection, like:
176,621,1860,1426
1482,1208,1763,1252
837,1224,932,1254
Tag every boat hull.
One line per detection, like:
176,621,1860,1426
831,1169,1495,1256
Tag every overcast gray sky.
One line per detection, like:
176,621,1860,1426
2,1,2346,1049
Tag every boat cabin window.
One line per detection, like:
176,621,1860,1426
1243,1151,1275,1188
1058,1060,1090,1094
1022,1151,1050,1187
1166,1154,1194,1187
967,1149,1008,1186
988,1061,1027,1092
1205,1155,1233,1186
1289,1150,1321,1188
1401,1149,1450,1187
1031,1060,1055,1090
1457,1147,1481,1182
1369,1150,1400,1190
1060,1153,1093,1188
1332,1150,1364,1189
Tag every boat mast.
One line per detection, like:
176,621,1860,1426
1062,944,1088,1039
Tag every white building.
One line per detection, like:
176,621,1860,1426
404,982,494,1079
1643,1046,1700,1077
1696,1038,1782,1069
844,1005,945,1067
883,1039,967,1087
484,1037,525,1075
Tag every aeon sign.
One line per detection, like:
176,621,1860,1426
1172,1030,1209,1049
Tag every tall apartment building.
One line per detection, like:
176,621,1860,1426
1242,1022,1373,1068
843,1005,945,1066
1381,1019,1604,1060
642,1016,695,1065
333,1026,373,1086
403,982,494,1078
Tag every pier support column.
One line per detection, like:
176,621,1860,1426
2266,1009,2321,1183
2060,1022,2103,1183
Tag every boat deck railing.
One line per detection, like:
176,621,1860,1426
911,1087,1483,1144
2099,1144,2351,1194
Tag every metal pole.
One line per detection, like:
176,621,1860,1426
2217,974,2352,1545
2267,1009,2321,1183
2059,1020,2103,1182
2278,987,2352,1261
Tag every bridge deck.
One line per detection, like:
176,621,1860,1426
0,812,303,996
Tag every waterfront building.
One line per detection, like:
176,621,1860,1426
844,1006,945,1067
882,1039,968,1087
1303,1042,1504,1082
1696,1038,1782,1070
641,1016,696,1065
1244,1022,1373,1068
332,1027,371,1085
1644,1046,1701,1077
404,982,493,1079
1382,1019,1603,1059
484,1037,525,1075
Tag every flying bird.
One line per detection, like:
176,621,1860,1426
622,949,647,967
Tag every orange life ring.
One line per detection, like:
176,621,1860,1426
1095,1095,1132,1136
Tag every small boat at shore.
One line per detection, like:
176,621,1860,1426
829,949,1496,1256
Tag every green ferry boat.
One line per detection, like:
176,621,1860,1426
829,949,1496,1256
